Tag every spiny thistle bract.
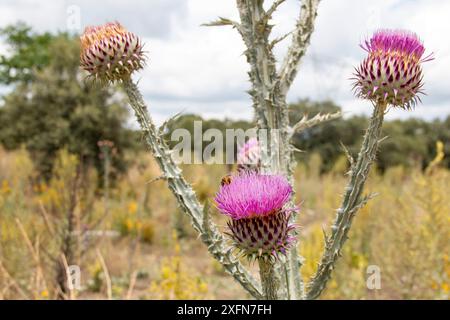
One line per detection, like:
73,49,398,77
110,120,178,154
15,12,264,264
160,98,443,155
80,22,145,83
353,29,433,109
237,138,261,173
214,173,296,260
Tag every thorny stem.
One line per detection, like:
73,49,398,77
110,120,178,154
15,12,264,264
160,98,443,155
306,103,386,299
120,0,329,300
235,0,321,300
236,1,288,299
258,259,279,300
279,0,321,95
122,79,263,299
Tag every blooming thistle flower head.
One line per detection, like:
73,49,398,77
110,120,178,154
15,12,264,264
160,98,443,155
237,138,261,173
353,29,433,110
80,22,145,83
214,173,296,260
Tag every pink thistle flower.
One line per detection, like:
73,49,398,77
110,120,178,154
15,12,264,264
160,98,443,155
237,138,261,173
353,29,433,110
80,22,145,83
214,173,296,259
215,173,292,220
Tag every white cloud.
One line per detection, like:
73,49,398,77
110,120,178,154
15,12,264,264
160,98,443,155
0,1,65,31
0,0,449,123
286,0,449,120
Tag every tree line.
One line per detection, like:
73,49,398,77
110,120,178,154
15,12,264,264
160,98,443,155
164,102,450,173
0,24,448,180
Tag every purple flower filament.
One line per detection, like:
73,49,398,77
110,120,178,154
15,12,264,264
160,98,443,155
353,29,433,110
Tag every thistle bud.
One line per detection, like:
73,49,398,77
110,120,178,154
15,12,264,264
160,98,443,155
214,173,296,260
80,22,145,83
353,29,433,109
237,138,261,174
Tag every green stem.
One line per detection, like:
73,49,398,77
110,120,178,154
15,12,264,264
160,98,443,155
122,79,263,299
306,103,386,300
258,259,279,300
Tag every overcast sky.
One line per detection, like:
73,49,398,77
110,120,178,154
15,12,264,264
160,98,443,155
0,0,449,124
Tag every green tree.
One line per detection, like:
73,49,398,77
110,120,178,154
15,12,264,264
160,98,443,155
164,113,254,158
0,24,134,180
164,100,450,172
289,100,450,172
0,23,53,84
289,100,366,172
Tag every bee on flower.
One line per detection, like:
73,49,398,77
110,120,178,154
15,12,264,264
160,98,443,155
214,173,296,261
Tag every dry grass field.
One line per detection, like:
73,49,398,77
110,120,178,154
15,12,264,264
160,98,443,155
0,146,448,300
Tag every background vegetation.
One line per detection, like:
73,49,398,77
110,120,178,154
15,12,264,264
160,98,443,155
0,25,448,300
0,24,136,181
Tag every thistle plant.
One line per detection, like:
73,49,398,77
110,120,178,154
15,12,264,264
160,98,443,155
80,21,264,299
80,0,431,300
215,173,296,298
307,29,432,299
